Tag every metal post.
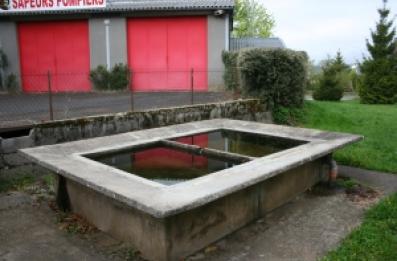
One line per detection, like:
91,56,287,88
130,69,134,111
190,68,194,105
104,19,111,71
47,71,54,121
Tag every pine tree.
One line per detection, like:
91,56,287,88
334,50,350,73
359,0,397,104
312,56,344,101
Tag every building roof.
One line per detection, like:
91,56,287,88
0,0,234,16
230,37,286,51
108,0,234,11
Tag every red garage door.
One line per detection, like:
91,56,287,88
18,20,90,93
127,17,208,91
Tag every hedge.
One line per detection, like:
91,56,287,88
236,48,308,109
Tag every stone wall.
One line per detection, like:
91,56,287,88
0,99,271,170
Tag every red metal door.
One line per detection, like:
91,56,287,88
18,20,90,93
127,17,208,91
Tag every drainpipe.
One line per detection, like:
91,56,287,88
324,154,338,183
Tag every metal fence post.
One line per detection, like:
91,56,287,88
130,69,134,111
190,68,194,105
47,70,54,121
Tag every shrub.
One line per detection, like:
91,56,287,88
5,74,20,93
222,51,240,92
237,48,308,109
272,106,306,126
89,65,110,91
313,60,344,101
89,64,130,91
109,63,130,91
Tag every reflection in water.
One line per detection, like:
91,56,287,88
175,130,306,157
89,130,305,186
91,141,235,186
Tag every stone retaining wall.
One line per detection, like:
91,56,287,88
0,99,271,170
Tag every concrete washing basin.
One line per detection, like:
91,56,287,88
20,119,362,261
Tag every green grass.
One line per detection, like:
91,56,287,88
0,174,36,193
322,193,397,261
299,100,397,174
0,173,55,193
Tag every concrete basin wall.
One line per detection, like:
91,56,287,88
58,159,323,261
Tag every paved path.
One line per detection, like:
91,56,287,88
0,166,396,261
339,165,397,195
0,92,230,129
0,192,127,261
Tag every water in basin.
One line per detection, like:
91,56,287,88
173,130,306,157
89,145,237,186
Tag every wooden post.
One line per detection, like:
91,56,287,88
47,71,54,121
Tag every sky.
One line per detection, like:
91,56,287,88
260,0,397,64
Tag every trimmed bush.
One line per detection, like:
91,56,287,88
237,48,308,109
89,64,130,91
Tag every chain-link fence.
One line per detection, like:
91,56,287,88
0,69,237,129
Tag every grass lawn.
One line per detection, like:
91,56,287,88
299,100,397,174
322,193,397,261
299,100,397,260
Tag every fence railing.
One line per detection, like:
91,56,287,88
0,69,237,130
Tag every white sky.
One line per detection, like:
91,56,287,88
260,0,397,64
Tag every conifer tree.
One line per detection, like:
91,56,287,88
334,50,350,72
359,0,397,104
313,55,344,101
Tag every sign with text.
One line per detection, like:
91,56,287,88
4,0,106,12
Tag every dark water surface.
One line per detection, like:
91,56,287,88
88,130,305,186
173,130,306,157
90,145,236,186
